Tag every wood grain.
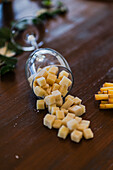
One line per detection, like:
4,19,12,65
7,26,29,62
0,0,113,169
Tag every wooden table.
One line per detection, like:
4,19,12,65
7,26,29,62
0,0,113,169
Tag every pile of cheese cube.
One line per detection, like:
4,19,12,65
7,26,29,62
38,94,94,143
28,66,94,143
28,66,72,98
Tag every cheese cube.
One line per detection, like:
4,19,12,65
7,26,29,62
44,95,56,106
56,97,63,107
67,113,75,119
68,105,83,116
46,73,57,85
59,76,72,87
52,90,61,100
34,86,47,97
46,86,52,95
65,95,74,101
48,104,56,113
56,110,65,120
77,120,90,131
71,129,83,143
45,66,50,71
59,85,68,97
36,69,48,78
61,108,68,115
42,84,49,89
58,125,69,139
55,78,60,84
36,100,45,110
51,107,59,115
43,114,56,129
83,128,94,139
67,119,78,131
28,74,36,87
79,105,86,114
61,98,74,110
36,77,46,87
73,97,82,105
75,116,82,123
33,79,38,87
62,115,74,126
49,66,58,75
58,70,69,79
52,83,60,91
81,120,90,127
53,119,62,129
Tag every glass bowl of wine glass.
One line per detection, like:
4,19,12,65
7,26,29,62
25,48,74,98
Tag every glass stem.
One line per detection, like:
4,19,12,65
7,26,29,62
27,35,39,75
27,35,38,50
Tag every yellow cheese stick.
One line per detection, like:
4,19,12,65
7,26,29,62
95,94,108,100
108,98,113,104
108,90,113,94
103,91,107,94
108,94,113,98
100,104,113,109
100,87,113,92
103,82,113,87
101,101,109,104
98,91,102,94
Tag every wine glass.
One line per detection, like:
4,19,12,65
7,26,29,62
11,16,74,98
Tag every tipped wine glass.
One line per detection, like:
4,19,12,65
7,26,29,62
11,16,74,98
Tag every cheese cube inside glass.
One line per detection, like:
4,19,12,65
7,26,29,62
36,69,48,78
58,125,69,139
46,73,57,85
36,77,46,87
34,86,47,97
43,114,56,129
56,97,63,107
52,83,60,91
83,128,94,139
71,129,83,143
67,113,75,119
59,76,72,87
58,70,69,79
49,66,58,75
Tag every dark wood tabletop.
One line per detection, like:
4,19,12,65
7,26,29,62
0,0,113,169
